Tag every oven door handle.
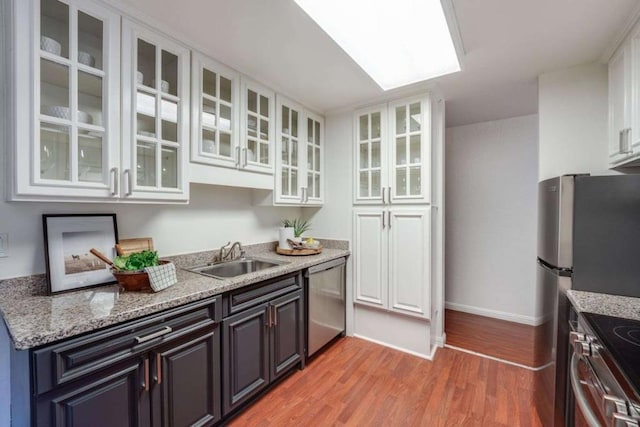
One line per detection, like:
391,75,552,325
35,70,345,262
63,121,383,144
570,353,601,427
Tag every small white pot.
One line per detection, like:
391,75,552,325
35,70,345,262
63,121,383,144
279,227,295,249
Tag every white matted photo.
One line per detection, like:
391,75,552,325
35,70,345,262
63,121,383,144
43,214,119,294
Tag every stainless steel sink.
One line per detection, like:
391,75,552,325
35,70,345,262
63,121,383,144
186,257,288,279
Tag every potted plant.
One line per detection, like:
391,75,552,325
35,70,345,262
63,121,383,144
279,218,311,249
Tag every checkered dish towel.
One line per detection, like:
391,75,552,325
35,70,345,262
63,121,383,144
144,262,178,292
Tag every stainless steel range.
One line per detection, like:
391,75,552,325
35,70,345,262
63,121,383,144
570,312,640,426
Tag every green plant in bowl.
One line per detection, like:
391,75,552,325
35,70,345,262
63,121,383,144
113,250,159,271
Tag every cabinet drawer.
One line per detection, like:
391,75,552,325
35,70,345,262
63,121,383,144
33,296,221,395
223,273,300,317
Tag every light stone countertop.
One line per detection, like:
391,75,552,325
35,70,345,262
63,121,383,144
0,241,349,350
567,289,640,321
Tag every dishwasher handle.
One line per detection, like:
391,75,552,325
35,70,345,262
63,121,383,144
305,257,346,277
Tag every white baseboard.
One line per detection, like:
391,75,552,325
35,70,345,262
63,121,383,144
353,334,433,361
445,302,543,326
435,332,446,347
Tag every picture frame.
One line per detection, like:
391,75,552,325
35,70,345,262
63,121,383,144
43,214,119,294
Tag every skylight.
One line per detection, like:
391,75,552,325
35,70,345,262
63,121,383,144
294,0,461,91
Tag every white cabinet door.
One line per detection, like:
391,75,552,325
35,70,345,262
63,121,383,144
353,209,388,308
275,96,304,204
609,44,633,165
353,105,387,204
388,96,431,204
121,19,189,202
11,0,121,200
275,95,325,206
241,78,275,174
388,208,431,319
190,52,240,169
303,111,324,205
630,26,640,152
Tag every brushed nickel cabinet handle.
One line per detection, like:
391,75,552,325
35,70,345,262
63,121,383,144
135,326,172,344
110,167,118,196
143,358,149,391
236,146,241,167
388,211,392,228
156,353,162,385
382,211,385,229
242,147,248,167
273,305,278,326
267,305,272,327
124,169,133,196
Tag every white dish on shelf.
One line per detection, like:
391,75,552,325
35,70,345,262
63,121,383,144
247,149,256,162
203,139,216,153
42,106,93,124
77,51,95,67
153,79,170,93
138,130,156,138
137,71,144,85
41,36,61,56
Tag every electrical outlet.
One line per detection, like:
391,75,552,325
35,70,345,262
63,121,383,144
0,233,8,258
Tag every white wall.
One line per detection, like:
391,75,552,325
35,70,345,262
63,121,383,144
538,63,610,180
445,114,540,324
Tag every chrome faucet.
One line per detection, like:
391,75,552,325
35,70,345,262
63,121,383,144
214,241,245,263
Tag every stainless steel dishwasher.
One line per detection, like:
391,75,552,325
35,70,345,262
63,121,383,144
305,257,346,358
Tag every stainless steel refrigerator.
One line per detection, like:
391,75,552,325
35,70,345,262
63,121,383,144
534,174,640,426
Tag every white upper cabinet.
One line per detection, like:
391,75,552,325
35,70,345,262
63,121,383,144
10,0,121,200
354,94,431,205
274,95,324,206
121,19,189,201
190,52,240,170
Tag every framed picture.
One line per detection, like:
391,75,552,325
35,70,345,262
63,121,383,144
43,214,119,294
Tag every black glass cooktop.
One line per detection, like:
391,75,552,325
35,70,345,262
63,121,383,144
584,312,640,399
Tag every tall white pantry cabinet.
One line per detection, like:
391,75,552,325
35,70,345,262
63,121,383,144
352,93,445,358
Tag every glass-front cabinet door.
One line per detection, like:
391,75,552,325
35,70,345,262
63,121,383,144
305,111,324,205
389,96,430,204
241,79,275,174
12,0,121,200
121,19,189,201
274,96,324,205
191,52,240,169
275,97,303,203
354,105,387,204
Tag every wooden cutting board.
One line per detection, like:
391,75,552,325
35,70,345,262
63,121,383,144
276,245,323,256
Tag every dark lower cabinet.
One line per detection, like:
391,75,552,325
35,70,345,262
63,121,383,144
151,329,221,426
222,289,303,416
36,358,150,427
270,291,304,380
27,297,221,427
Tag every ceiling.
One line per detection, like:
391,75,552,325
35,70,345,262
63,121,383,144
115,0,639,127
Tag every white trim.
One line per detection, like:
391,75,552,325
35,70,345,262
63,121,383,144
444,301,544,326
435,332,446,347
352,334,433,360
444,345,543,371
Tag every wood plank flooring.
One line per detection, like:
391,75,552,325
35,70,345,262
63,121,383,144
445,309,545,368
229,337,542,426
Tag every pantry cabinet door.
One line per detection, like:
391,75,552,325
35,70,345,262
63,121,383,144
353,209,388,308
353,105,387,204
12,0,121,200
121,19,189,202
388,208,431,319
388,96,431,204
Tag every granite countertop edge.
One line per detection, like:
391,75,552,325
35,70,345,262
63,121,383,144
567,289,640,322
0,242,350,350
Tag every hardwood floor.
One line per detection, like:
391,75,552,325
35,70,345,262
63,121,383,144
445,309,545,368
229,337,542,426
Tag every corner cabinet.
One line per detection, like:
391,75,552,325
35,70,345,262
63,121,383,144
354,95,431,205
8,0,189,202
274,95,324,206
121,19,189,202
353,207,431,319
10,0,122,201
